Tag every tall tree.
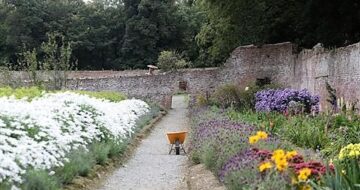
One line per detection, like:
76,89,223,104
196,0,360,66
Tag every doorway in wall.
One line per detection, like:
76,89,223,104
178,81,187,91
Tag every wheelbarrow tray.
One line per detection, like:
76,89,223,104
166,131,187,155
166,131,187,144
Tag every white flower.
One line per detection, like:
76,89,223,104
0,92,150,186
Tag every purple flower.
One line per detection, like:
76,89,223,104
255,88,320,113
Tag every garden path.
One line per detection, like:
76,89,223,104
98,95,189,190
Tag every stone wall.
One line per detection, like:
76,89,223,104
294,43,360,110
1,42,359,110
223,42,360,110
221,42,295,88
66,68,219,109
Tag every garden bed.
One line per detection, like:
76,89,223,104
188,85,360,189
0,87,161,190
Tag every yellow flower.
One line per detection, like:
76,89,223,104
300,184,312,190
256,131,268,139
275,160,288,172
249,135,260,144
298,168,312,181
286,150,298,160
259,162,272,172
291,177,298,185
338,143,360,161
271,149,285,161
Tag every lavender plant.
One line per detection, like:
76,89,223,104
255,88,319,113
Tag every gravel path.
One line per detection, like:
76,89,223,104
98,95,189,190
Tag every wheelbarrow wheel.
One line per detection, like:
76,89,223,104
175,140,180,155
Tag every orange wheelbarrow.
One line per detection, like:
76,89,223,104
166,131,187,155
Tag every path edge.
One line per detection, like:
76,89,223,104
63,109,168,190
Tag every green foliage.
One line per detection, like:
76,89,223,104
0,86,128,103
249,172,290,190
0,182,11,190
107,139,127,158
55,148,95,184
197,0,360,66
228,110,360,157
157,50,190,71
311,160,360,190
281,116,330,150
15,32,76,90
71,90,127,102
0,86,44,100
211,84,241,109
200,143,218,171
21,169,60,190
0,0,202,70
18,48,41,86
225,169,289,190
239,83,281,111
195,94,209,107
224,167,257,190
0,88,161,189
90,141,111,165
41,32,75,90
210,82,280,110
325,81,337,112
120,0,200,69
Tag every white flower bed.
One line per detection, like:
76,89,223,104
0,92,149,185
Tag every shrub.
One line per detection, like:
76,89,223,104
90,142,111,165
0,182,11,190
238,83,281,111
108,140,127,158
133,103,161,132
201,144,218,171
55,148,95,184
157,51,190,71
18,32,76,90
224,165,259,190
250,172,289,190
255,88,320,113
211,84,241,108
21,170,59,190
338,143,360,162
195,94,209,107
